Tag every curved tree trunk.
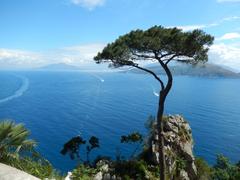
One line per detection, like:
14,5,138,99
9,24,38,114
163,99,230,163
131,58,173,180
157,90,167,180
157,62,173,180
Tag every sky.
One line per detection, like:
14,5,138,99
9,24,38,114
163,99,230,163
0,0,240,71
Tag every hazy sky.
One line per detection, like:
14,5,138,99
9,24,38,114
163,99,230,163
0,0,240,71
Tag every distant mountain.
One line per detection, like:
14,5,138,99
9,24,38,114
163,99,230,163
37,63,81,71
127,63,240,78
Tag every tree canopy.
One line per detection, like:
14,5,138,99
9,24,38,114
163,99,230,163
61,136,100,163
94,26,214,68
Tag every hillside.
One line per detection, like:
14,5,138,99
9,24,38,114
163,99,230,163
127,63,240,78
37,63,81,71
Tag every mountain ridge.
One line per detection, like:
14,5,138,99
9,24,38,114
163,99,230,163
37,63,81,71
126,63,240,78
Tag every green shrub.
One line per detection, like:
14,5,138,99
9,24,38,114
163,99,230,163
195,157,212,180
71,164,98,180
7,156,62,179
122,175,131,180
211,154,240,180
114,160,147,179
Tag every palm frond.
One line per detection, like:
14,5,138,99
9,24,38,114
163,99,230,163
0,120,37,161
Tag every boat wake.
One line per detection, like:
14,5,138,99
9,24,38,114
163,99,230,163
89,73,105,82
79,73,104,132
152,86,159,97
0,75,29,104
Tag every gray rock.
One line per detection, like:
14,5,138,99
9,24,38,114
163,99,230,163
93,172,103,180
103,173,111,180
100,164,109,172
180,170,190,180
151,115,197,179
0,163,40,180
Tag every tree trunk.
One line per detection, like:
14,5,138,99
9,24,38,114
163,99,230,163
157,62,173,180
157,90,167,180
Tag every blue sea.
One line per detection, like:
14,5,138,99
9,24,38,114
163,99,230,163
0,71,240,172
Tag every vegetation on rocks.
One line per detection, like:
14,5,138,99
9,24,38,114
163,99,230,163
71,164,98,180
195,155,240,180
0,120,63,179
63,115,240,180
1,118,240,180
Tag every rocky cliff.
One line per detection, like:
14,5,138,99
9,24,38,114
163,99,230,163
151,115,197,180
76,115,197,180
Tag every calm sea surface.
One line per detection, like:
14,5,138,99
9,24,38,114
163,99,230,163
0,71,239,172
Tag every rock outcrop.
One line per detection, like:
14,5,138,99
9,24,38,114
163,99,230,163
94,160,111,180
73,115,197,180
151,115,197,180
0,163,40,180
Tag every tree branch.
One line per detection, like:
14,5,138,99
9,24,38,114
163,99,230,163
159,53,173,59
154,52,173,93
161,53,195,65
165,54,178,65
108,57,164,90
158,61,172,94
131,50,155,60
131,64,165,90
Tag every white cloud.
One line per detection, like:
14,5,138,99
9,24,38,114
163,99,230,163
209,43,240,72
0,49,43,69
173,23,219,31
70,0,105,10
54,43,106,66
175,25,206,31
217,0,240,3
216,32,240,41
62,43,105,63
173,23,216,31
221,16,240,21
173,16,240,31
0,43,106,69
1,43,240,72
0,49,39,61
